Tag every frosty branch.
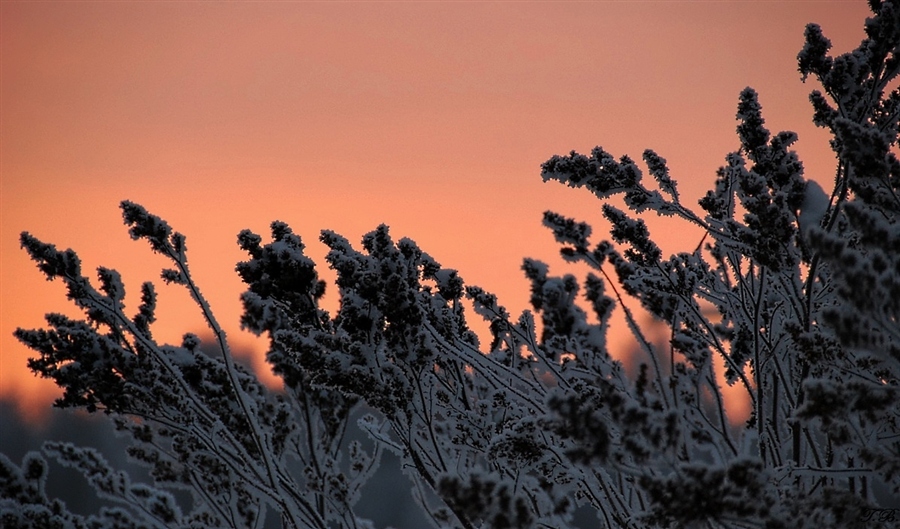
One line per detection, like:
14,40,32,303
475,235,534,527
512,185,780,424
2,2,899,528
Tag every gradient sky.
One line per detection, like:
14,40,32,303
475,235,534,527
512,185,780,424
1,1,870,423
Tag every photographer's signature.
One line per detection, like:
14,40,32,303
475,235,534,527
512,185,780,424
860,508,897,524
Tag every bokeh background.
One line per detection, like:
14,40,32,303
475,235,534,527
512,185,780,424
1,0,869,482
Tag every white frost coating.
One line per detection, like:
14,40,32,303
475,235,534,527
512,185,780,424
4,6,900,528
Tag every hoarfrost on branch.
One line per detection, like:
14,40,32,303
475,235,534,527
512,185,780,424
3,2,899,528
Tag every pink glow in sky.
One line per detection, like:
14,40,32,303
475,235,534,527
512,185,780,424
1,1,869,423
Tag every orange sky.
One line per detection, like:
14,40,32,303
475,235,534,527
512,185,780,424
1,1,870,423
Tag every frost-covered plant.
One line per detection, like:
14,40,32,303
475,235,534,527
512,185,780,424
2,2,899,528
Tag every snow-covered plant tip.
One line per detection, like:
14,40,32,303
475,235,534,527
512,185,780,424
3,3,899,528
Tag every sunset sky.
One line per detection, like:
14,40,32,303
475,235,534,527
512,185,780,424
1,1,870,423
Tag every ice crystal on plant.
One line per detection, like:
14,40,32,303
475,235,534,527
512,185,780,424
3,3,900,529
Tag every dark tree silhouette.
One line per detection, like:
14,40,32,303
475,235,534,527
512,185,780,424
2,2,898,528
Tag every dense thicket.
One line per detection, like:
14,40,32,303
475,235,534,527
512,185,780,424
2,2,898,528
